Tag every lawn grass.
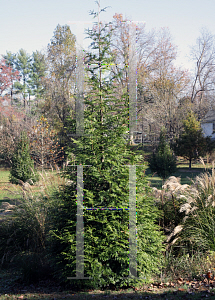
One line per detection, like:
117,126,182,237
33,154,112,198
130,144,213,189
0,167,61,206
0,289,213,299
0,168,20,204
0,158,212,202
0,168,10,182
146,167,209,189
145,159,212,189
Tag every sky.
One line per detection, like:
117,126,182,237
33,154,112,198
1,0,215,73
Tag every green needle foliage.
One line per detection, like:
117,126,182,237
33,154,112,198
149,127,177,180
172,111,207,169
10,131,38,184
49,12,164,289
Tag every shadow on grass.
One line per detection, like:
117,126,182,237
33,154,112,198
0,268,213,300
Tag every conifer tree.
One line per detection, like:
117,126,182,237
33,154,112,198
50,7,164,288
172,111,207,169
14,49,32,108
149,127,177,180
10,131,38,184
29,50,47,103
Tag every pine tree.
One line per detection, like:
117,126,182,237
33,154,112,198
149,127,177,180
14,49,32,108
49,8,164,288
10,131,38,184
29,50,47,103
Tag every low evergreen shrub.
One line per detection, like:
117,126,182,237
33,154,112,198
149,128,177,180
9,131,38,184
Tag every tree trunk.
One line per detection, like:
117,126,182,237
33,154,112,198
130,133,135,145
189,158,192,170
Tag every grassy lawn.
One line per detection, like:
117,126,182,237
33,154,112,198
0,157,212,204
0,168,20,205
146,162,211,189
0,167,62,206
0,168,10,182
146,165,210,189
131,144,213,189
0,289,214,300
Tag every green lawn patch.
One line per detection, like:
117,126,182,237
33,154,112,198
0,168,10,182
0,169,17,204
0,168,60,206
146,161,212,189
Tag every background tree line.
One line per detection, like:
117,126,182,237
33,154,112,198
1,16,215,166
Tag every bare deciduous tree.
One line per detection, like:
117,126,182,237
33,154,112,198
137,28,190,141
190,28,215,118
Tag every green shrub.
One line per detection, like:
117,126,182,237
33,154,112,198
149,128,177,180
9,131,38,184
172,111,207,169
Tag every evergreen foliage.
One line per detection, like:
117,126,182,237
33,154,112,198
13,49,32,108
149,128,177,180
49,13,164,289
10,131,38,184
172,111,207,169
29,50,47,100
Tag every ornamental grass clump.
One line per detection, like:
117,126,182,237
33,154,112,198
152,164,215,283
177,159,215,252
160,249,215,282
152,176,189,244
156,158,215,254
0,166,66,283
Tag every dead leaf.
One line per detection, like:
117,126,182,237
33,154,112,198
170,282,175,287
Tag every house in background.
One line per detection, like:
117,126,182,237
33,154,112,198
201,110,215,140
